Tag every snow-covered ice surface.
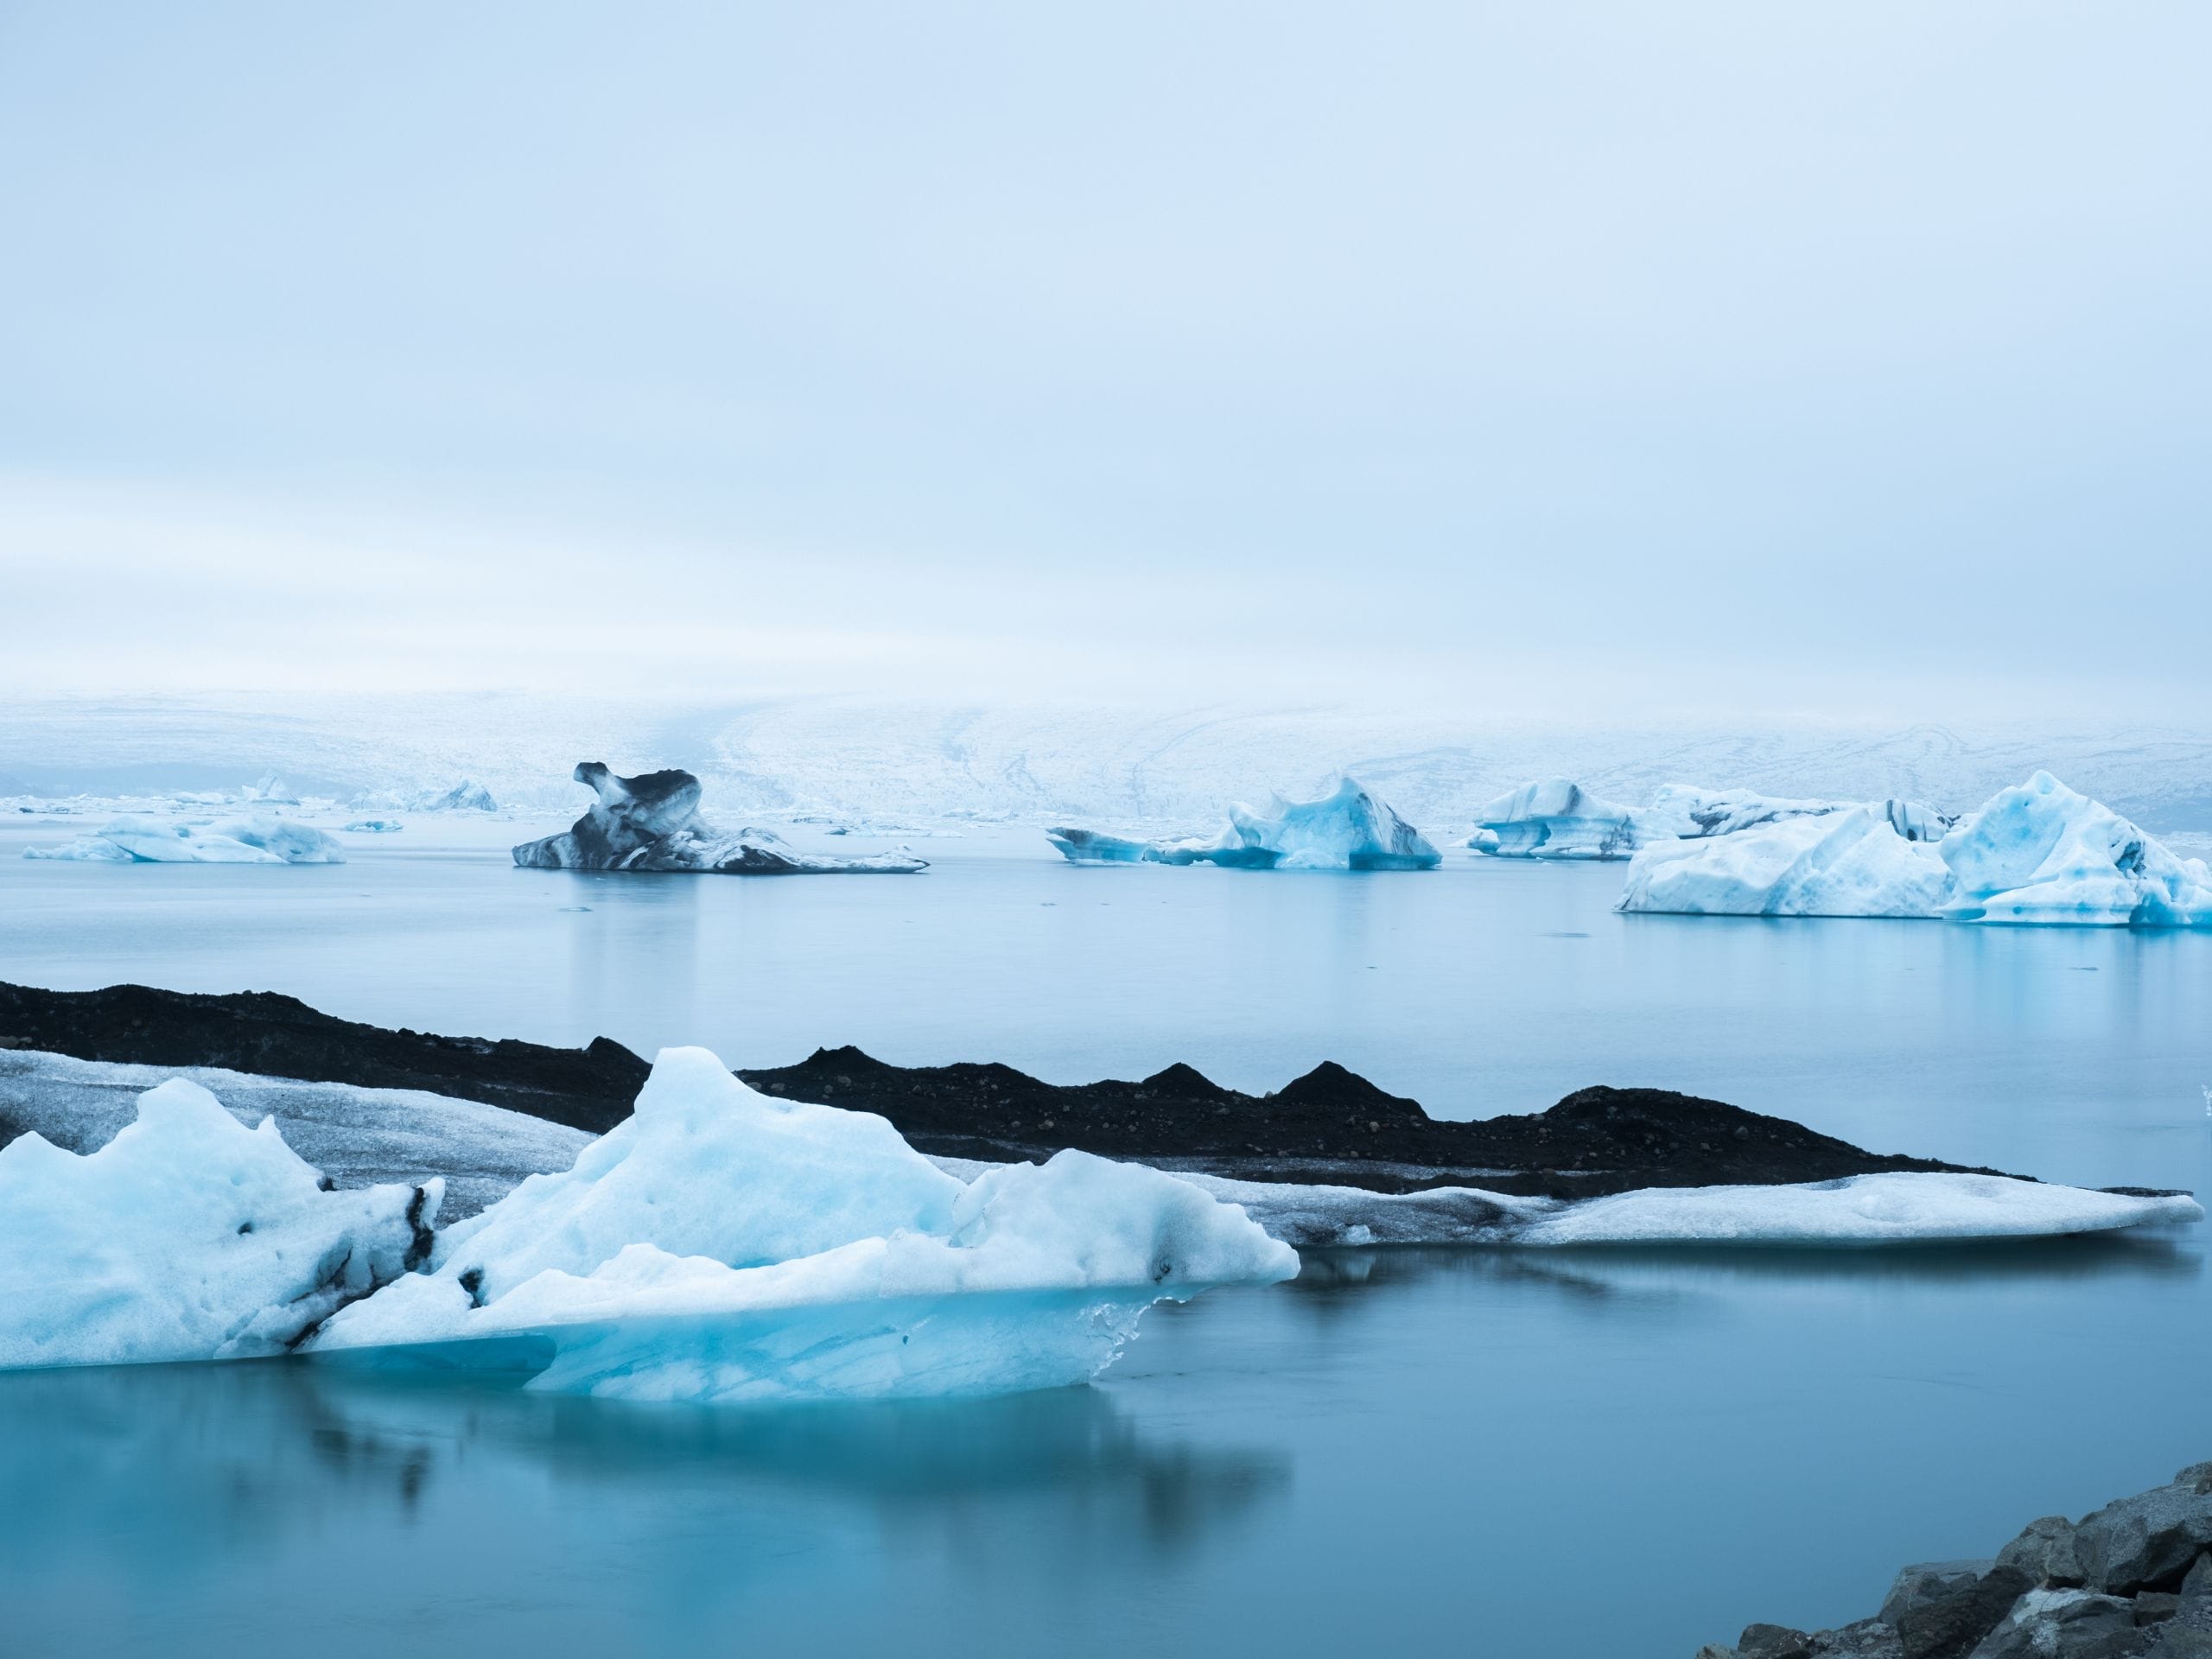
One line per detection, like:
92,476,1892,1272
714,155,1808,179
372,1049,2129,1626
0,1077,434,1370
308,1048,1297,1401
1618,773,2212,926
13,691,2208,838
515,762,928,875
1049,777,1440,870
22,812,345,865
0,1050,590,1220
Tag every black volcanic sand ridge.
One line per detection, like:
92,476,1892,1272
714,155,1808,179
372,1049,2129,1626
0,978,2065,1199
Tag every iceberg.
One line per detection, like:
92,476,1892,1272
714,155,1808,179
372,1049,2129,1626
1471,779,1954,861
411,779,498,812
0,1079,435,1370
309,1048,1298,1401
344,818,404,833
1617,804,1955,918
1470,779,1646,859
1048,777,1441,871
1937,771,2212,926
514,763,927,874
22,812,346,865
1617,772,2211,926
243,772,300,804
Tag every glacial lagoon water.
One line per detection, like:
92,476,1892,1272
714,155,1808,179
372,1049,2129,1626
1,817,2209,1656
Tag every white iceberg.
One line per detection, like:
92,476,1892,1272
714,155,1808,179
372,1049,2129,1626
344,818,404,834
1049,777,1440,871
1469,779,1647,859
1617,804,1955,918
0,1079,435,1370
1938,771,2212,926
410,779,498,812
1471,779,1953,861
22,812,345,866
1617,772,2211,927
308,1048,1297,1401
515,763,926,875
243,772,300,804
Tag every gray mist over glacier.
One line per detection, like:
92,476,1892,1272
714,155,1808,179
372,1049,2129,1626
2,3,2208,745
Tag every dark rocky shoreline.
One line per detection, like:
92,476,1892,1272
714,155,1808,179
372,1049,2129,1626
1699,1463,2212,1657
0,978,2068,1199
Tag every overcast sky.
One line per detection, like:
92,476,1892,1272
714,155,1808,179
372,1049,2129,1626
3,3,2206,720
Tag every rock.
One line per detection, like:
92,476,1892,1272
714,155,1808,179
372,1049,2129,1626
2161,1629,2212,1658
1998,1516,2087,1588
2130,1592,2178,1624
2071,1471,2212,1595
1694,1647,1739,1659
1879,1559,2031,1659
2182,1551,2212,1605
1813,1621,1906,1657
1962,1588,2139,1658
1739,1626,1815,1659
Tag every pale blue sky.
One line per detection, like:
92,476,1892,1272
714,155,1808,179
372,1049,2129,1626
2,3,2206,715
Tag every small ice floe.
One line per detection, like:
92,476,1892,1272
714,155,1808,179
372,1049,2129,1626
24,813,346,865
1048,777,1440,870
1173,1170,2201,1249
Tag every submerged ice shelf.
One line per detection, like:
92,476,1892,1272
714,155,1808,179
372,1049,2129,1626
1048,776,1440,870
514,761,927,875
1619,772,2212,926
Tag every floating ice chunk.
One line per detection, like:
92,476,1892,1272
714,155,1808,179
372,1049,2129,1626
1471,780,1954,861
515,762,926,874
22,813,342,865
243,772,299,804
1616,773,2210,927
1509,1173,2202,1245
410,779,498,812
1049,777,1440,871
313,1048,1296,1401
22,836,136,862
207,814,347,864
344,819,404,833
1937,771,2212,927
1617,804,1954,918
0,1080,435,1370
993,1166,2198,1247
1470,779,1645,859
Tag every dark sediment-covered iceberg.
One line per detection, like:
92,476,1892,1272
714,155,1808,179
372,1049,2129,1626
1048,777,1440,871
513,763,927,875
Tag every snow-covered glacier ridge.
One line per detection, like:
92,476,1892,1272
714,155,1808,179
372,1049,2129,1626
1618,772,2212,925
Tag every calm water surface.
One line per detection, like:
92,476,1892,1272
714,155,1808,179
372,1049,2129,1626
1,820,2207,1656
